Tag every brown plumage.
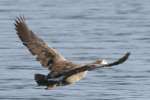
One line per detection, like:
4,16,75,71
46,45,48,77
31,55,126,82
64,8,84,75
15,16,130,89
15,17,77,73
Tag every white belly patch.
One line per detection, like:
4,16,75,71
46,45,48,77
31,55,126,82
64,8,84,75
66,71,87,84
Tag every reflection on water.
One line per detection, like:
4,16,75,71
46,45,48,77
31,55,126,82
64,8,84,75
0,0,150,100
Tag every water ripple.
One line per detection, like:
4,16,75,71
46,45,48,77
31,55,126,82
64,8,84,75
0,0,150,100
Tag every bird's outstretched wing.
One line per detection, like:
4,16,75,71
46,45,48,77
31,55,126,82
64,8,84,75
53,52,130,79
15,16,66,69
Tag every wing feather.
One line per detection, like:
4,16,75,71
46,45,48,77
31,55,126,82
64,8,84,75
15,16,65,69
53,52,130,78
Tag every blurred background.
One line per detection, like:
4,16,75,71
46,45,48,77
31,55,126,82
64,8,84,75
0,0,150,100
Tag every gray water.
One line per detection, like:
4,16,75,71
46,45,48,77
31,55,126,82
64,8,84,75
0,0,150,100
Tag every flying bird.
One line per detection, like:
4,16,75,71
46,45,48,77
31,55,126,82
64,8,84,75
15,16,130,89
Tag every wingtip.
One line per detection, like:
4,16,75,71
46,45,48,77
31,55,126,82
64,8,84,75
116,52,131,65
14,16,27,31
125,52,131,59
15,16,26,24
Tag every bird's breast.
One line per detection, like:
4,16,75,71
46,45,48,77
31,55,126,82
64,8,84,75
65,71,87,84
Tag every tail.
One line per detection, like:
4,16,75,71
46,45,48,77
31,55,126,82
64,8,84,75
34,74,48,86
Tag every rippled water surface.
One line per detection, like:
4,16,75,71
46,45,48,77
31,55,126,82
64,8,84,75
0,0,150,100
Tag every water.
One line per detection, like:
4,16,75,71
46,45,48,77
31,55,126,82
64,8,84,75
0,0,150,99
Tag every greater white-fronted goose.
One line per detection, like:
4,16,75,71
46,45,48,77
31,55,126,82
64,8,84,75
15,16,130,89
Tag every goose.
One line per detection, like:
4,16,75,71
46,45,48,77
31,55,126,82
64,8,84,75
15,16,130,89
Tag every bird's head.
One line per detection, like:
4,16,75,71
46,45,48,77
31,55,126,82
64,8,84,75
94,59,108,65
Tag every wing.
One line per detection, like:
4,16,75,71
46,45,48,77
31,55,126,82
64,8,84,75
53,52,130,78
15,16,66,69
